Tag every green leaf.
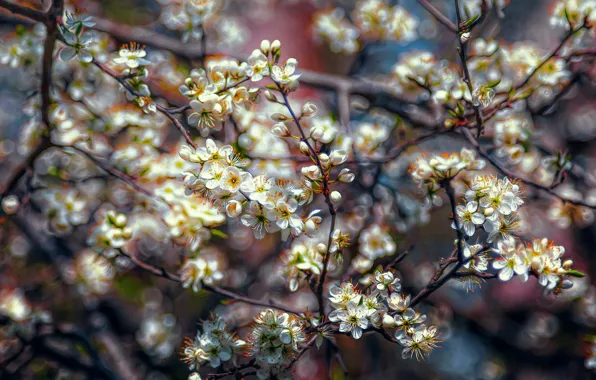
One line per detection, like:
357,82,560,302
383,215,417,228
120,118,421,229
566,269,585,278
211,229,228,239
456,101,465,116
448,109,458,118
487,79,501,88
464,14,480,27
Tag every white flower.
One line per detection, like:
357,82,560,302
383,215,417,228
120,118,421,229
246,49,269,81
180,256,224,292
271,58,301,86
60,31,93,63
330,302,368,339
113,42,150,68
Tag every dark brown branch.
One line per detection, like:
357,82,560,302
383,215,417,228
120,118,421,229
0,0,46,23
91,59,198,149
116,249,304,315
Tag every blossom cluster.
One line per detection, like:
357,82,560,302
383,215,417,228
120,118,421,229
182,316,246,370
313,0,418,54
455,175,524,243
492,237,578,293
328,273,440,360
87,209,133,258
248,310,307,377
410,148,486,207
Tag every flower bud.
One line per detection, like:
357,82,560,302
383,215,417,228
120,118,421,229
460,31,470,44
338,168,355,183
271,122,290,137
560,279,574,289
316,243,327,253
563,260,573,269
382,314,396,328
179,145,192,161
310,127,324,141
329,150,347,166
330,191,342,204
1,195,20,215
299,141,310,155
260,39,271,54
301,102,317,117
301,165,322,180
287,79,300,92
271,112,288,121
319,153,329,167
264,90,278,103
304,219,317,235
271,39,281,54
226,200,243,218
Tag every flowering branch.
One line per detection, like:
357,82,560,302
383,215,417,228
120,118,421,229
461,128,596,209
115,249,304,316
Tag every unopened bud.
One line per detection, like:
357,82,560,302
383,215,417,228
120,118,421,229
563,260,573,269
319,153,329,167
330,191,342,204
1,195,20,215
382,314,396,328
310,127,324,140
271,122,290,137
299,141,310,155
226,200,243,218
329,150,347,166
264,90,278,103
338,168,355,183
271,40,281,54
316,243,327,253
560,279,574,289
270,112,288,122
301,102,317,117
460,31,470,44
260,39,271,54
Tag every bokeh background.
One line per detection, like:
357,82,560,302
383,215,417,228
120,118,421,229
1,0,596,379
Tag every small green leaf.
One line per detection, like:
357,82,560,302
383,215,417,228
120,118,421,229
211,229,228,239
456,101,465,116
487,79,501,88
566,269,585,278
464,14,480,27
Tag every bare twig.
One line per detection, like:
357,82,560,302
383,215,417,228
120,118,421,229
416,0,458,33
